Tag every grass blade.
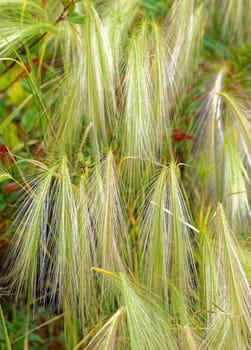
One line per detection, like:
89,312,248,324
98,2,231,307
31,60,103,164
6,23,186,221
204,203,251,349
0,302,12,350
140,163,198,323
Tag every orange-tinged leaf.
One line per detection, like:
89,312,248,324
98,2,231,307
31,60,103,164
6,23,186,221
172,128,196,142
1,182,21,193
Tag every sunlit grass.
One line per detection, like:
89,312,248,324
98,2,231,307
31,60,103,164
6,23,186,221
0,0,250,349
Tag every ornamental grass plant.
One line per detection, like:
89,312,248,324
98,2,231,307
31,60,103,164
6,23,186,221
0,0,250,349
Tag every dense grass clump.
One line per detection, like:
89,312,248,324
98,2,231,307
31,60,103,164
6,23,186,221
0,0,250,349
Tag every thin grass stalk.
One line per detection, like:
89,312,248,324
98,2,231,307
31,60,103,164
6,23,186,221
50,156,80,312
76,175,98,325
140,163,198,324
165,0,203,90
87,151,131,297
222,134,251,230
121,22,154,159
220,92,251,170
203,203,251,349
103,0,140,74
0,0,58,57
208,0,251,44
118,273,176,350
84,307,126,350
3,166,56,302
81,1,116,152
0,302,12,350
194,69,225,203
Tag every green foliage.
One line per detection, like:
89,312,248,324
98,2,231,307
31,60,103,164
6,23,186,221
0,0,250,349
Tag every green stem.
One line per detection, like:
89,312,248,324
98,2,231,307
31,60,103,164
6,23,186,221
0,303,12,350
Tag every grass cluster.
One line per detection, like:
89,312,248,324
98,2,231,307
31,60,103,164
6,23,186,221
0,0,250,349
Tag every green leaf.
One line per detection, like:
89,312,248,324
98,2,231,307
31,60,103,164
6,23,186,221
27,333,44,343
0,171,12,182
68,12,86,24
2,123,20,149
21,108,36,132
0,303,12,350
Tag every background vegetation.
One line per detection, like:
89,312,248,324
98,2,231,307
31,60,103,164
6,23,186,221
0,0,250,349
